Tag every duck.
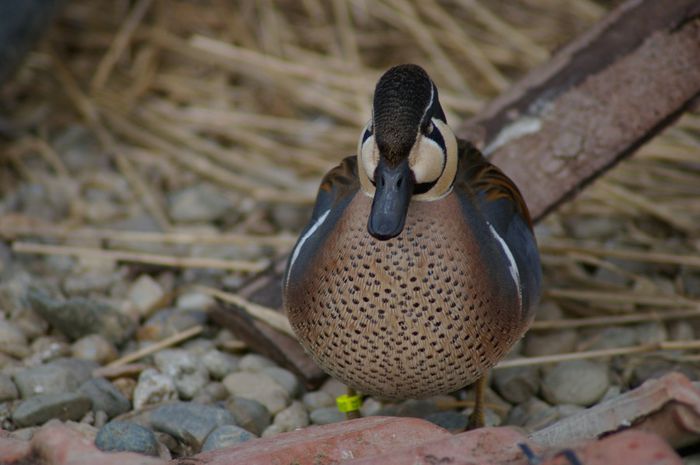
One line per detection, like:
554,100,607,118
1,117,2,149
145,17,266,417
283,64,541,426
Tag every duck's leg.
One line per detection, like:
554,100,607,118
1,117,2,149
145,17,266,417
336,387,363,420
467,375,487,429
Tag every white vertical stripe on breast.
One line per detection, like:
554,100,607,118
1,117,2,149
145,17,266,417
286,209,331,288
487,222,522,309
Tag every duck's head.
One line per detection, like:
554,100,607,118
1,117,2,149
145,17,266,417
357,64,458,241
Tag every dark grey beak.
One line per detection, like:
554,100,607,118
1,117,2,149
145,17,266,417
368,158,414,240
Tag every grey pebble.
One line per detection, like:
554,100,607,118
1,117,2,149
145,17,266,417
223,371,289,414
192,382,229,404
95,420,159,456
360,398,383,417
27,336,70,365
150,402,236,450
79,378,131,419
309,406,345,425
132,368,178,409
182,338,217,356
202,350,239,380
71,334,118,364
541,360,609,406
261,367,300,398
523,329,577,357
493,366,539,404
238,353,277,372
12,359,95,398
201,424,256,452
168,184,232,223
0,374,18,401
27,288,135,345
12,392,92,427
302,391,335,411
578,326,637,351
0,320,29,358
140,308,207,341
507,397,558,431
227,397,271,436
266,401,308,435
424,411,469,432
395,399,440,418
154,349,209,400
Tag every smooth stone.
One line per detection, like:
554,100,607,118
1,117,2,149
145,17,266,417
27,288,135,344
150,402,236,450
395,399,440,418
79,378,131,419
12,308,49,341
12,392,92,427
139,308,206,341
95,420,159,456
113,377,137,402
238,353,277,372
127,275,166,318
202,350,239,380
153,349,209,400
168,184,231,223
507,397,557,431
302,391,335,411
226,397,271,436
192,382,229,404
360,397,383,417
309,406,345,425
0,373,18,401
71,334,118,364
182,338,216,356
668,320,694,341
268,401,308,433
176,293,215,311
223,371,289,414
424,411,469,433
201,424,256,452
634,322,667,344
541,360,610,406
62,270,120,296
523,329,577,357
132,368,178,409
493,366,540,404
12,358,95,398
319,377,347,398
261,367,299,397
26,336,71,366
578,326,637,351
0,320,29,358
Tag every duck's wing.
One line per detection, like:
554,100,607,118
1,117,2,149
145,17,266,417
454,140,542,316
284,156,360,290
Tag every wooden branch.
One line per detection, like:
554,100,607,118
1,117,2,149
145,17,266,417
458,0,700,221
212,0,700,386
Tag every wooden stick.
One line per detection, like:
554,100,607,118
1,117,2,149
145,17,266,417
0,222,295,248
105,325,203,368
496,340,700,369
12,242,268,273
540,241,700,268
546,288,696,308
531,308,700,330
195,285,295,337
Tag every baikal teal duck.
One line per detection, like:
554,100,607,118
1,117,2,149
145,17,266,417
284,64,541,426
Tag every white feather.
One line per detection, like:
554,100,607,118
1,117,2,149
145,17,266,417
286,209,331,288
487,222,522,309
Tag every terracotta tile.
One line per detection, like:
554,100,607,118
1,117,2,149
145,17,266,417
193,416,450,465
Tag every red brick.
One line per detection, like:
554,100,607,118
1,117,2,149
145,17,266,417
342,426,536,465
0,421,167,465
0,432,31,463
193,416,450,465
541,430,681,465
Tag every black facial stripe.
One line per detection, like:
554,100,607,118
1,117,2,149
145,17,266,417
414,180,437,195
362,129,372,144
426,123,446,151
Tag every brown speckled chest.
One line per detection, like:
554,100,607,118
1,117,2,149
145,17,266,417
285,192,528,399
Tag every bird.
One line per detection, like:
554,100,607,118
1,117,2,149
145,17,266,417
283,63,541,426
